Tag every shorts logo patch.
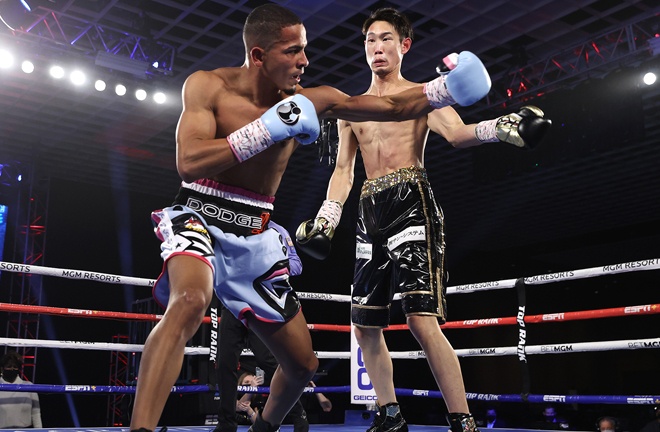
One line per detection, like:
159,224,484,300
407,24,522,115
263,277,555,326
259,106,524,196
387,225,426,251
356,243,372,260
183,216,209,236
254,262,293,311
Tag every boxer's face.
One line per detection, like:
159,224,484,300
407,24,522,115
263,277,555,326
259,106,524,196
364,20,410,76
260,24,309,95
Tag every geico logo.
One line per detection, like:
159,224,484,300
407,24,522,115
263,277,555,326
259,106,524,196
187,197,262,229
353,395,378,401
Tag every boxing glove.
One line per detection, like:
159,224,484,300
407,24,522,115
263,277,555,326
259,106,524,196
295,200,342,260
495,105,552,149
227,94,320,162
424,51,491,108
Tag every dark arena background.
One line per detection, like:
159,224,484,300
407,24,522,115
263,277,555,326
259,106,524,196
0,1,659,431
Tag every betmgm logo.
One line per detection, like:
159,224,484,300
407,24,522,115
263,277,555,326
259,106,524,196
277,100,302,125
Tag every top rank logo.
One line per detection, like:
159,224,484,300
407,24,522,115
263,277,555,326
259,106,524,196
277,101,301,125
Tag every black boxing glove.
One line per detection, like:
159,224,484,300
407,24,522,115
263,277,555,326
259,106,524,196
296,200,342,260
475,105,552,149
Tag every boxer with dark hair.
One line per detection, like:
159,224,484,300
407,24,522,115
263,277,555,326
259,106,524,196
297,7,550,432
129,3,492,432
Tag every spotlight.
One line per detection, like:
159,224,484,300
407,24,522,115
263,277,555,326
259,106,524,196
115,84,127,96
69,70,86,86
0,49,13,68
153,92,166,104
21,60,33,73
49,65,65,79
135,89,147,101
95,79,106,91
643,72,656,86
0,0,31,30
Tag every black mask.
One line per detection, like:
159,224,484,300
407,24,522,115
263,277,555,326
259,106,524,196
2,369,19,382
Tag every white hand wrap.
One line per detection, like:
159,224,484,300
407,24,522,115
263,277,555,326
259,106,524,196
423,75,456,109
475,118,499,143
316,200,343,230
227,119,275,162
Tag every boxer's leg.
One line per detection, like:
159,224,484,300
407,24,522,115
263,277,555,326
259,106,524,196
130,255,214,431
247,311,318,432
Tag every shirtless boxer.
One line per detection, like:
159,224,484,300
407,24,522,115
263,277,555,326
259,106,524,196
296,7,550,432
129,4,492,432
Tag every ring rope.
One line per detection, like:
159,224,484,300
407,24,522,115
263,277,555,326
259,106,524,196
2,258,658,297
2,259,657,409
0,383,656,406
2,336,657,358
2,302,656,331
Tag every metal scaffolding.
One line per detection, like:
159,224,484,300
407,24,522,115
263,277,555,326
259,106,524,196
7,5,176,78
3,160,49,382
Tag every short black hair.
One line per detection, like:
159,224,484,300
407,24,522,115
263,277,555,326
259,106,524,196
243,3,303,51
1,351,23,369
362,7,413,41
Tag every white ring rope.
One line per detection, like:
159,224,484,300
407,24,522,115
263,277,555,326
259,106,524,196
2,258,658,299
2,337,657,358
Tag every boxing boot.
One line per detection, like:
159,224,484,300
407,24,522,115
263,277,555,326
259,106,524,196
447,412,479,432
366,402,408,432
249,413,281,432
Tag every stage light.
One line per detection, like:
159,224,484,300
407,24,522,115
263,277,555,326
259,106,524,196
69,70,86,86
0,49,13,68
0,0,30,31
49,65,65,79
153,92,166,104
95,79,106,91
19,0,31,11
21,60,34,73
115,84,127,96
643,72,656,86
135,89,147,101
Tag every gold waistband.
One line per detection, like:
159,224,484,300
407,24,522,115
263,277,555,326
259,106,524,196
360,166,428,198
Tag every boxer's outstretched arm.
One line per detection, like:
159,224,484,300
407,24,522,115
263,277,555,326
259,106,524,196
304,51,491,122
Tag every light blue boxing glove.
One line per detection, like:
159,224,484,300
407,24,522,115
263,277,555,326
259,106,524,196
227,94,320,162
423,51,491,108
